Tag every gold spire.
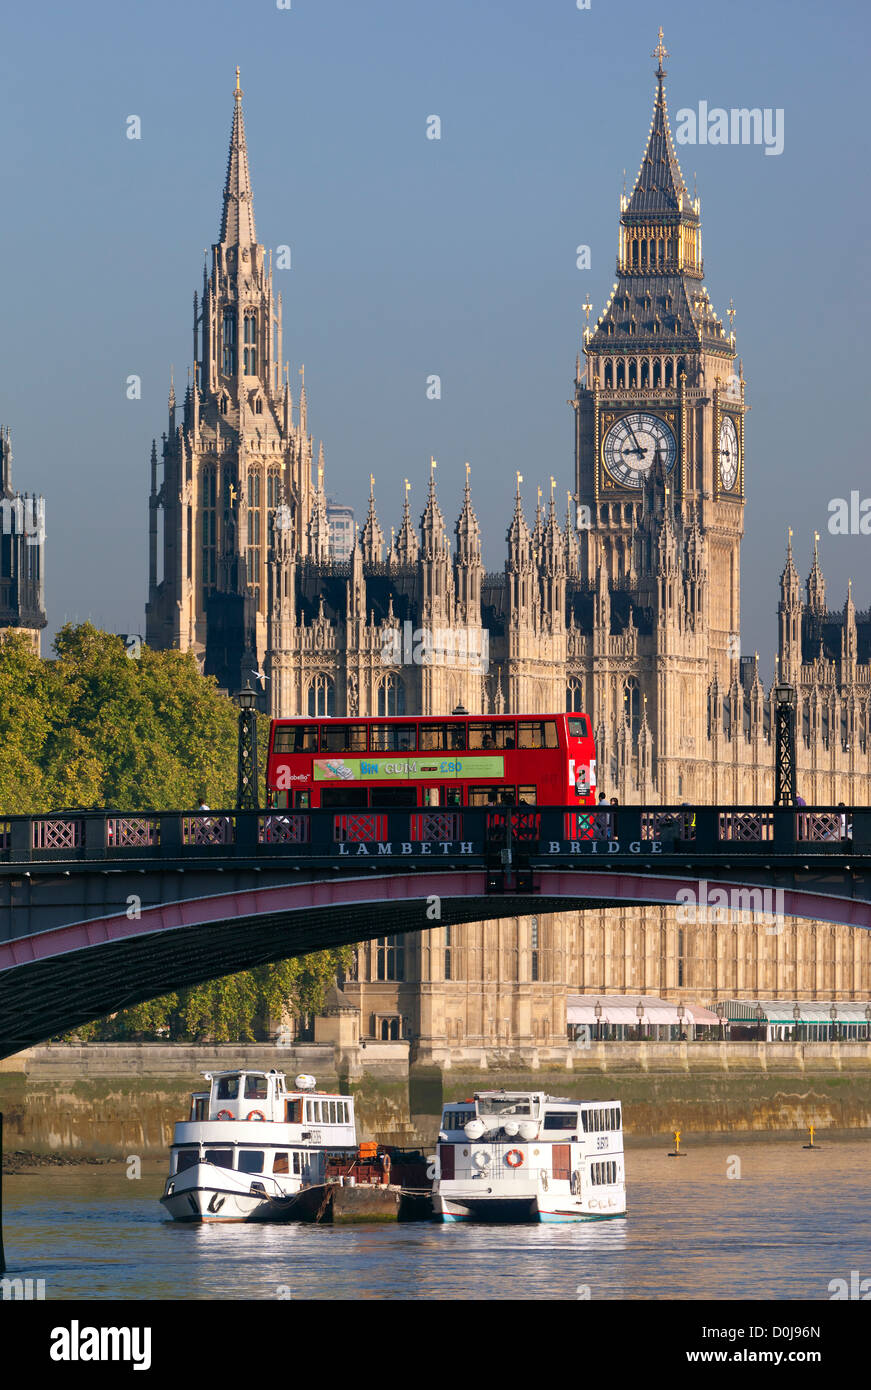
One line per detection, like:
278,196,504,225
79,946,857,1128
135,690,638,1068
516,471,523,498
652,25,668,74
235,66,242,98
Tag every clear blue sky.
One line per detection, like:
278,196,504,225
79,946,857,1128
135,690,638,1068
0,0,868,671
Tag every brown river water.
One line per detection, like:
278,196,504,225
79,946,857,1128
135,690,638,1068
2,1136,869,1300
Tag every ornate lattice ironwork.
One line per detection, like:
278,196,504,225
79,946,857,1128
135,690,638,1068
718,811,774,842
774,695,797,807
798,812,842,843
183,815,234,846
334,814,388,842
641,811,696,841
410,812,462,842
32,819,83,850
259,815,310,844
108,818,159,848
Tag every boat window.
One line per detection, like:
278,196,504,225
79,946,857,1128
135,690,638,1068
244,1075,268,1100
285,1099,302,1123
543,1110,578,1131
238,1151,265,1174
273,1153,289,1174
442,1109,476,1130
216,1077,240,1100
293,1152,302,1175
204,1148,233,1169
174,1147,199,1173
516,720,559,749
477,1096,533,1116
591,1160,618,1185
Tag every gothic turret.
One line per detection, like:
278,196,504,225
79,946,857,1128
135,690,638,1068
454,466,483,622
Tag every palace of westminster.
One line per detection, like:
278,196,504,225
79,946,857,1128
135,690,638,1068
3,45,870,1058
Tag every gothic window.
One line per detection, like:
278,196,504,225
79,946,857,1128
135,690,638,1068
652,360,661,386
665,360,674,387
243,347,257,374
244,312,256,344
640,239,647,268
246,470,261,603
379,1017,401,1041
677,357,686,379
624,678,640,740
377,673,406,716
666,237,674,261
254,397,263,414
220,395,228,415
307,674,335,717
640,360,649,387
604,362,613,388
566,679,584,712
616,360,625,388
376,936,405,981
267,470,281,512
222,310,237,375
628,360,637,387
658,237,665,264
631,239,638,267
201,477,216,590
531,916,539,982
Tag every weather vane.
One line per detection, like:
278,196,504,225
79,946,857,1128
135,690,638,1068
652,26,668,70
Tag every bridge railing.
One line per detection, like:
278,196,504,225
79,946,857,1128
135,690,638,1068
0,806,868,864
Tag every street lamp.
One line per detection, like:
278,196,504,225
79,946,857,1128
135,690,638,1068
773,682,797,807
755,1002,765,1042
235,684,260,811
594,999,603,1042
676,1001,686,1042
793,1002,801,1043
829,1003,839,1043
636,1000,645,1042
864,1004,871,1042
716,1001,726,1042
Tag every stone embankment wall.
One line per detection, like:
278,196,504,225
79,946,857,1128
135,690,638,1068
1,1041,869,1157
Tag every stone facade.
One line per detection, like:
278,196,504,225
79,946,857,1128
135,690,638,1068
145,54,871,1060
0,426,46,653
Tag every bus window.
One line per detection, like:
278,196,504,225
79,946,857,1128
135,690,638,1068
321,787,366,808
273,724,318,752
370,723,417,752
568,716,590,739
293,791,310,808
419,723,466,751
443,787,462,807
516,720,558,749
320,723,367,752
369,787,417,808
468,722,516,750
469,786,513,806
517,786,537,804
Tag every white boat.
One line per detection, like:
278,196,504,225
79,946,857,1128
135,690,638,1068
431,1089,627,1223
160,1069,361,1222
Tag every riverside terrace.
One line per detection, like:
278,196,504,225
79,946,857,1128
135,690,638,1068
0,805,869,1056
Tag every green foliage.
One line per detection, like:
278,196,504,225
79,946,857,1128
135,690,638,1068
0,624,352,1041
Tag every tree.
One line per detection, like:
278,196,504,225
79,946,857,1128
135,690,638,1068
0,624,352,1040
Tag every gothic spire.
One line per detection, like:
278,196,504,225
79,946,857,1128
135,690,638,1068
220,67,257,247
361,473,384,564
624,28,695,218
395,480,419,565
807,530,826,614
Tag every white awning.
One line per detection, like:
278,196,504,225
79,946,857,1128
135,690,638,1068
567,994,718,1025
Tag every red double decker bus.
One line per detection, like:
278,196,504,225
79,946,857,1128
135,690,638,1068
266,712,596,810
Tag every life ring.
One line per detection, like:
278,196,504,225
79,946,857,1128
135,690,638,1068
247,1110,266,1122
505,1149,524,1168
381,1153,391,1174
216,1110,234,1121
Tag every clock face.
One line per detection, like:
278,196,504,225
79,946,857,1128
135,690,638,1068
602,413,677,488
719,416,739,491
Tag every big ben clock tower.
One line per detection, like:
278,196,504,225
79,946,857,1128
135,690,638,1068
573,30,746,675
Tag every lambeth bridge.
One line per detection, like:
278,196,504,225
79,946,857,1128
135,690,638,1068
0,804,868,1056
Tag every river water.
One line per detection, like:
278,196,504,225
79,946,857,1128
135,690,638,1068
3,1137,869,1300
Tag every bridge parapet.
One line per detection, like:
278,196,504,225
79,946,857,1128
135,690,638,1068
0,805,867,869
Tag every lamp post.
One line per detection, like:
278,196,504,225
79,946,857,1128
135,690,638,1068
829,1003,838,1043
716,1001,726,1042
636,1000,645,1042
755,1002,765,1043
235,684,259,811
793,1002,802,1043
676,1001,686,1042
773,682,797,807
864,1004,871,1043
594,999,602,1043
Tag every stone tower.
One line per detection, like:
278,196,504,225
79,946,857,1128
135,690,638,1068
0,426,46,653
145,70,322,693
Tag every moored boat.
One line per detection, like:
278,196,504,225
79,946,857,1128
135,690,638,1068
432,1089,627,1223
160,1068,367,1222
